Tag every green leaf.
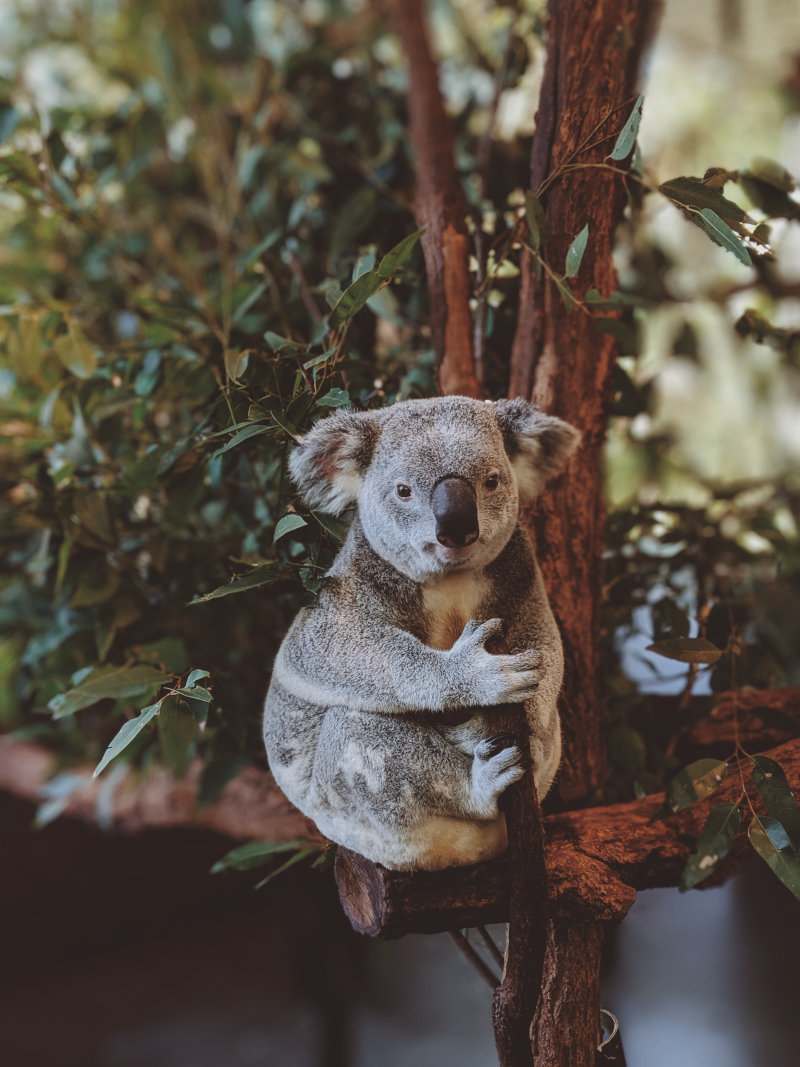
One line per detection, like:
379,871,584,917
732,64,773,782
749,814,800,901
254,847,318,888
659,176,752,231
211,838,313,873
93,700,162,776
697,209,752,266
158,696,196,777
49,665,170,719
646,637,724,665
53,324,97,379
317,387,350,408
210,423,271,458
328,269,385,329
565,223,589,278
609,95,643,161
224,348,250,382
525,191,546,252
185,669,210,687
665,758,727,814
680,802,741,891
232,281,268,324
376,227,425,279
190,563,277,603
274,513,308,542
751,755,800,851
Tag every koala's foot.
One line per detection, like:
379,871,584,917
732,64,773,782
470,734,526,817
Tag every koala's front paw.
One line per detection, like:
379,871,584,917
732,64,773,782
471,734,526,815
450,618,541,706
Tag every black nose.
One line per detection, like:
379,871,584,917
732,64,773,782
431,477,479,548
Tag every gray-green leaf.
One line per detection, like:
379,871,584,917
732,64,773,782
94,700,162,776
49,665,170,719
680,802,740,891
749,814,800,901
697,208,752,266
609,95,643,161
666,758,727,814
565,223,589,278
211,838,313,873
376,227,425,279
190,563,277,603
751,755,800,851
274,513,308,542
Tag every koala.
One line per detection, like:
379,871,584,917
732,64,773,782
263,395,580,871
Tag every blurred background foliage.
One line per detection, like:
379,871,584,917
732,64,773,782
0,0,799,813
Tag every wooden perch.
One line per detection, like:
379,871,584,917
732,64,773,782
335,734,800,938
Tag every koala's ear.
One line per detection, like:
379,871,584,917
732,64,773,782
288,409,381,515
493,398,581,499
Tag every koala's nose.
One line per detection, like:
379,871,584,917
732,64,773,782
431,477,479,549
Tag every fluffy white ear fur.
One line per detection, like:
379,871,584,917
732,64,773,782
493,398,581,499
288,409,380,515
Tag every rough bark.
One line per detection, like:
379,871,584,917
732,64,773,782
511,0,661,805
532,919,604,1067
490,705,549,1067
386,0,480,398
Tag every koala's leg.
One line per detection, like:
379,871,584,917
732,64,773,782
308,708,523,869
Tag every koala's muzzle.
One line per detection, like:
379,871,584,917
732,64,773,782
431,476,479,548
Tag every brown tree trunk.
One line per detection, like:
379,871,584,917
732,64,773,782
385,0,480,398
511,0,661,805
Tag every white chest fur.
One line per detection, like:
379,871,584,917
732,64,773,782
422,571,489,650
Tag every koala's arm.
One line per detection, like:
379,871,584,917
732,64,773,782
271,605,540,716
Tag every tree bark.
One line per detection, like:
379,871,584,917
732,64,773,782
385,0,481,398
511,0,661,805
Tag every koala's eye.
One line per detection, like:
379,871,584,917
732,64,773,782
485,475,500,491
396,484,412,499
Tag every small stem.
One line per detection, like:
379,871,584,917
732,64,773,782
449,930,501,991
477,924,506,970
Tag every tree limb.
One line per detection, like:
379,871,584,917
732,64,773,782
385,0,480,398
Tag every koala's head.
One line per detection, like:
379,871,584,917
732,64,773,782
289,396,580,583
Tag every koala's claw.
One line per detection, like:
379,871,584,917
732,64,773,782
476,732,516,759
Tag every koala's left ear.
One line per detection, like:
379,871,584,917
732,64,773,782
493,398,581,498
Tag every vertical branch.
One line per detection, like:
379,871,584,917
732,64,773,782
386,0,481,398
491,703,549,1067
511,0,661,803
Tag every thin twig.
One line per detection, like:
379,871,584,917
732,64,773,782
477,924,506,970
449,930,501,990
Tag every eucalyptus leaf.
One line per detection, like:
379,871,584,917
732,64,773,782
190,564,278,603
749,814,800,901
525,191,546,251
210,423,271,458
328,269,385,328
158,696,197,777
609,95,643,161
697,209,752,266
680,802,741,891
317,387,350,408
751,755,800,851
565,223,589,278
274,513,308,542
647,637,723,665
665,758,727,814
376,228,425,279
49,665,170,719
211,838,314,873
94,700,162,776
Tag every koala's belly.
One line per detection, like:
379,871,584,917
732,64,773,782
422,571,489,650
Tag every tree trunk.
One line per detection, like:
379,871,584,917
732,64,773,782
512,0,661,805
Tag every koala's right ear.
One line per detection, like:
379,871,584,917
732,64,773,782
288,409,381,515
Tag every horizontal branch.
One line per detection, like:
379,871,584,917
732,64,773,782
336,733,800,937
2,687,798,937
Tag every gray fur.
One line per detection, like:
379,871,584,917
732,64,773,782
264,395,580,870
